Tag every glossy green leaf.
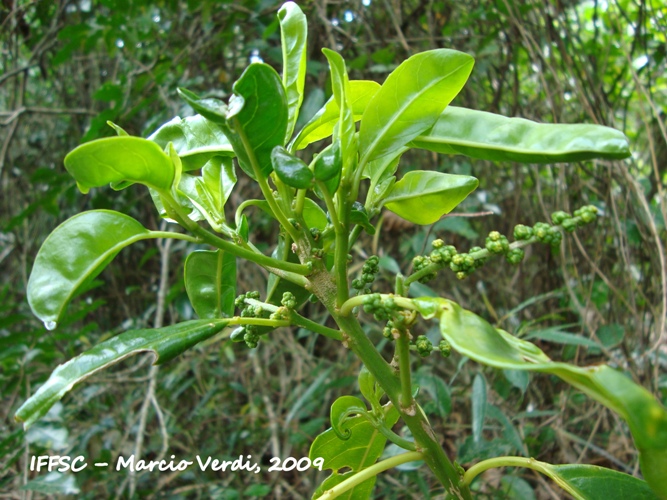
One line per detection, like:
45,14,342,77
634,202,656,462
411,297,667,498
15,319,228,428
310,403,400,500
292,80,381,150
148,114,234,171
313,141,342,182
322,49,356,176
229,64,288,179
382,171,479,225
278,2,307,141
177,157,237,230
271,146,313,188
471,373,487,443
503,461,661,500
301,198,328,231
179,65,288,180
27,210,167,327
350,202,375,235
184,250,236,319
410,106,631,163
64,136,174,194
358,49,474,166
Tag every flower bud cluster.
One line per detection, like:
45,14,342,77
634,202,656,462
362,293,398,322
415,335,433,357
557,205,599,232
352,255,380,293
439,340,452,358
234,291,263,349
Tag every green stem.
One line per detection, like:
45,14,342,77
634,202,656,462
150,232,199,243
375,422,416,451
228,317,290,328
395,327,413,410
330,313,471,499
244,298,343,341
317,180,349,307
339,294,416,317
295,188,306,216
317,451,423,500
231,116,300,242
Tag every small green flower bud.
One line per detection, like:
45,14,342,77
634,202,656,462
551,211,571,225
244,330,259,349
533,222,551,243
456,271,467,280
439,340,452,358
281,292,297,309
352,278,364,289
562,218,578,232
247,291,260,300
432,238,445,249
310,227,321,241
488,231,501,242
505,247,525,264
513,224,533,241
363,273,375,283
415,335,433,357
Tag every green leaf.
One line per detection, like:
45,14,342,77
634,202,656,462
471,373,487,443
515,462,661,500
350,202,375,235
301,198,328,231
15,319,228,428
322,49,357,177
410,106,631,163
313,141,342,182
292,80,381,150
310,403,400,499
271,146,313,188
148,114,235,171
177,157,237,230
278,2,307,141
64,136,174,194
411,297,667,498
229,64,289,179
179,64,288,180
27,210,168,327
330,395,369,440
524,327,601,349
22,472,79,495
382,171,479,225
184,250,236,319
358,49,474,166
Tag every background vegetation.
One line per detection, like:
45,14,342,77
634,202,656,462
1,0,665,498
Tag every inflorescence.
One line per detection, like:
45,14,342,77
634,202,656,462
410,205,598,283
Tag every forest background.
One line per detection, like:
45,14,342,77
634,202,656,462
1,0,666,498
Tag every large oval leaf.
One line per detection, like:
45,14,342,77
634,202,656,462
382,170,479,225
148,114,234,171
230,63,288,179
358,49,474,166
278,2,307,141
64,136,174,194
184,250,236,319
27,210,164,327
410,106,631,163
292,80,381,150
14,319,229,428
411,297,667,498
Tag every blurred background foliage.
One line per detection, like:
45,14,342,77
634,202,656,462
1,0,665,498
